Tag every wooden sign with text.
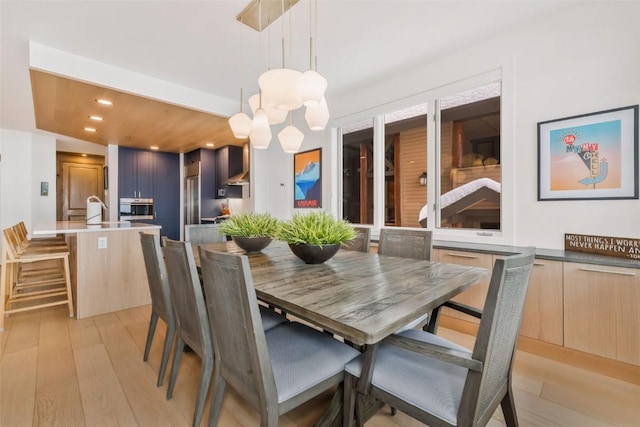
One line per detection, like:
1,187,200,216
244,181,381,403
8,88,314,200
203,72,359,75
565,233,640,260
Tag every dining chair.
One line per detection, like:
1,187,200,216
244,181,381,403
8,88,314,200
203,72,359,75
378,227,433,332
139,232,176,387
162,239,214,427
184,224,226,245
342,227,371,253
378,227,432,260
198,247,360,427
343,250,536,427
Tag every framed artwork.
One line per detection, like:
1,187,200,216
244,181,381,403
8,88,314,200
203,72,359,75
294,148,322,208
537,105,638,201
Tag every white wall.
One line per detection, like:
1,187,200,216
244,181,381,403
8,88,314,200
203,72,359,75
253,113,332,218
0,129,57,234
254,1,639,249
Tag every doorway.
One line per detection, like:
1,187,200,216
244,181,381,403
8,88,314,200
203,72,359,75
56,152,105,221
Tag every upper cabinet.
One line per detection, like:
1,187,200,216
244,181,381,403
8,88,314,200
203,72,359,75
119,147,153,198
215,145,245,199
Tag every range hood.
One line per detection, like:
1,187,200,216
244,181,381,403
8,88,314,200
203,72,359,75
227,143,250,186
227,170,249,186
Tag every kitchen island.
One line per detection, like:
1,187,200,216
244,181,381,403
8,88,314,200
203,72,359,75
32,221,160,319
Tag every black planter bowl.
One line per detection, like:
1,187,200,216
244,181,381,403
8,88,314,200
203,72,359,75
232,236,273,253
288,243,341,264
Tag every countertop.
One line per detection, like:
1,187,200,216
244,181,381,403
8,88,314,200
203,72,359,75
432,240,640,269
33,221,161,235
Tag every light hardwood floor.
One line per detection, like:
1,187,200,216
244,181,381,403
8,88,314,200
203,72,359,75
1,305,639,426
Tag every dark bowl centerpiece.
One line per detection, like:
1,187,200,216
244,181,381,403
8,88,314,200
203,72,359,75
276,211,357,264
218,212,278,253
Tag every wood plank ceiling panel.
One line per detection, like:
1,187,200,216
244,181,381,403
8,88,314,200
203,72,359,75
30,69,246,153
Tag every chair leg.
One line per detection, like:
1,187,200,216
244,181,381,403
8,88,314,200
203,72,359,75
144,312,159,362
157,322,175,387
208,373,226,427
63,255,74,317
501,385,519,427
355,392,366,427
192,354,214,427
166,336,185,399
343,373,356,427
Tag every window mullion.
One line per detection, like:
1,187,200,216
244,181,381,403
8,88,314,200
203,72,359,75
373,115,386,230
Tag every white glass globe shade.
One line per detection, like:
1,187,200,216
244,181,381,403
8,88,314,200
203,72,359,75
298,70,327,107
259,68,303,111
278,125,304,153
248,93,287,125
249,109,272,149
305,97,330,131
248,93,261,115
228,112,252,139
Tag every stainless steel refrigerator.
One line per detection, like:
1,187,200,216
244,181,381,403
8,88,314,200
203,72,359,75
184,162,201,225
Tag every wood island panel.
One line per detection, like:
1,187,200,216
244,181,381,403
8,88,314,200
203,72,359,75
75,229,155,318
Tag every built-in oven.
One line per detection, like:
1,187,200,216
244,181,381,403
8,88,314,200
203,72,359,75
120,198,154,221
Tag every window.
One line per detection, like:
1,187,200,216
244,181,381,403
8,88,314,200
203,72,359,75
342,119,374,224
437,82,501,230
339,75,502,237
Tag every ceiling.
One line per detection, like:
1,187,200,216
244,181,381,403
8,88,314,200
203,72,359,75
1,1,579,154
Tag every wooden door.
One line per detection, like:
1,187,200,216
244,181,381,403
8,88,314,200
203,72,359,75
61,162,104,221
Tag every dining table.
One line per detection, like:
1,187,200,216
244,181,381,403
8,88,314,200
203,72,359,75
193,240,490,426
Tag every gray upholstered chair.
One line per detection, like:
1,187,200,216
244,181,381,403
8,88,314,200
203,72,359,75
343,250,535,427
378,227,433,332
378,227,432,260
139,232,176,387
198,247,360,427
162,239,213,427
342,227,371,253
184,224,226,245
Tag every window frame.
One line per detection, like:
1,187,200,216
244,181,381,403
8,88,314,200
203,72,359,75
335,68,513,244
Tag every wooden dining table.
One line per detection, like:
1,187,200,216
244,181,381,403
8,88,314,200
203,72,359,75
194,240,490,425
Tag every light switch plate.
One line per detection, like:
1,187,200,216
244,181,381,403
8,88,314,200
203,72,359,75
98,236,108,249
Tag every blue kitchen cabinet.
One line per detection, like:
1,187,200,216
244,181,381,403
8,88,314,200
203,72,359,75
118,147,179,240
215,145,244,199
118,147,153,199
152,151,180,240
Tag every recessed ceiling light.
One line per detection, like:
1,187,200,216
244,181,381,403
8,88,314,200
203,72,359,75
206,143,215,147
81,154,87,157
89,115,103,121
150,146,159,150
84,127,97,132
96,99,113,106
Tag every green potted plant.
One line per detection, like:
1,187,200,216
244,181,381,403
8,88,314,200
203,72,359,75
218,212,278,253
275,211,356,264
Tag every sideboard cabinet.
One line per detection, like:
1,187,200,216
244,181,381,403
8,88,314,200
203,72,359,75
564,262,639,366
433,246,639,367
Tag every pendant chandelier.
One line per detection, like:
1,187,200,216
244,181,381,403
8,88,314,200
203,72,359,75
228,0,329,153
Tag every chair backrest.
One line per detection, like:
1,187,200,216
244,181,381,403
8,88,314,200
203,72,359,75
3,227,22,259
184,224,226,245
378,228,432,260
139,232,173,325
458,250,535,425
342,227,371,253
162,239,211,356
14,221,28,243
198,247,277,413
